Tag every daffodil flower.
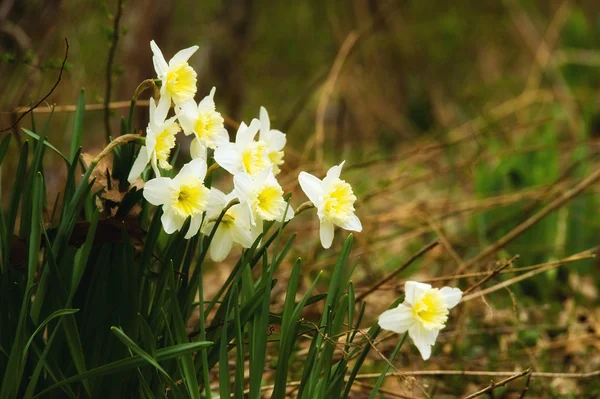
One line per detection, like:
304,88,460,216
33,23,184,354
378,281,462,360
150,40,199,107
214,119,274,176
128,97,179,183
201,188,255,262
233,168,294,233
177,87,228,160
298,161,362,249
258,106,286,175
143,158,210,238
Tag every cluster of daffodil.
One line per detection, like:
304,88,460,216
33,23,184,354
128,41,363,262
130,41,463,362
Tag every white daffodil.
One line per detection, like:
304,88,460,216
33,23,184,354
258,106,286,175
143,158,210,239
201,188,255,262
214,119,273,176
298,161,362,249
233,167,294,233
150,40,199,107
378,281,462,361
128,97,180,183
177,87,228,160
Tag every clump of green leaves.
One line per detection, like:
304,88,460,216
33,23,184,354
0,93,398,399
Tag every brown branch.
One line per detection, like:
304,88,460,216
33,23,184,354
461,246,598,302
0,38,69,133
355,369,600,379
462,255,520,295
463,369,531,399
458,165,600,271
12,100,240,129
518,372,532,399
104,0,124,143
355,239,440,302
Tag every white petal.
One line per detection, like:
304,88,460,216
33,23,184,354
177,101,198,135
206,187,228,218
263,129,286,151
175,158,207,183
259,106,270,133
408,323,439,361
378,304,415,333
326,161,346,180
190,138,207,160
236,118,261,147
404,281,432,306
199,87,216,107
154,96,171,123
143,177,174,205
212,128,230,147
185,214,203,239
232,227,253,248
256,166,273,183
224,190,239,203
337,213,362,232
233,172,254,203
210,227,234,262
128,146,150,183
150,40,168,76
282,204,294,222
161,207,186,234
150,153,161,178
319,220,335,249
298,172,324,206
214,143,242,175
169,45,199,65
440,287,463,309
231,222,253,248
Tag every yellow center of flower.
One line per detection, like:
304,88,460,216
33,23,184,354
194,111,224,148
172,179,208,218
166,62,197,104
253,184,285,220
242,141,270,175
268,150,284,175
154,123,180,170
412,290,448,330
322,180,356,223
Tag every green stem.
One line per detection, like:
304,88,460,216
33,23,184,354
368,331,408,399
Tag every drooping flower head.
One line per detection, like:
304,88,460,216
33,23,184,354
214,119,275,176
177,87,229,160
202,188,256,262
150,40,199,106
298,161,362,249
233,167,294,233
259,106,286,175
143,158,210,238
378,281,462,360
128,97,179,183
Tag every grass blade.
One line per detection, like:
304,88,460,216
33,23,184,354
32,341,213,398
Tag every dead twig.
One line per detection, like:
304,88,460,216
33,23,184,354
355,369,600,379
458,166,600,271
463,369,531,399
314,31,359,167
518,373,532,399
462,255,520,295
461,246,597,302
355,239,440,302
0,38,69,133
104,0,125,142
